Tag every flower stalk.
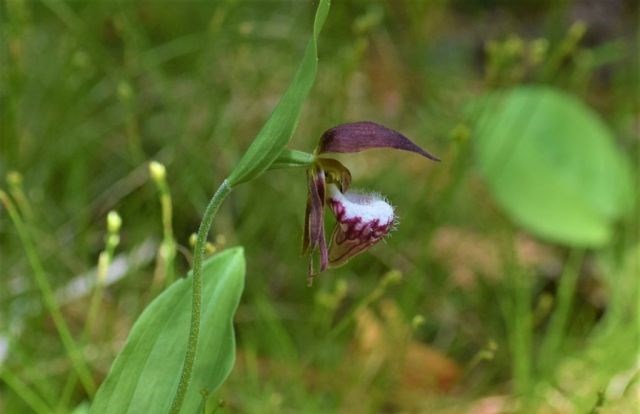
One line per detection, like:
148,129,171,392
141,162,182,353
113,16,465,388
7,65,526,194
149,161,177,288
170,180,232,414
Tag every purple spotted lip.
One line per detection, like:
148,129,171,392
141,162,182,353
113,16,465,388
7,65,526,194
326,184,395,267
302,121,439,283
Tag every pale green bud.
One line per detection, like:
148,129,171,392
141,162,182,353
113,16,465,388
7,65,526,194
411,314,426,329
568,21,587,42
117,80,132,100
107,211,122,234
530,38,549,65
149,161,167,183
6,171,22,186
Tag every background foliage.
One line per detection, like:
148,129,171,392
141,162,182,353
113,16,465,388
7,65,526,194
1,0,638,413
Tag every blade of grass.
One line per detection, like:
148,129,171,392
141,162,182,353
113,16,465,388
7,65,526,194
0,191,96,396
0,367,52,414
58,212,123,411
501,231,533,401
539,249,585,372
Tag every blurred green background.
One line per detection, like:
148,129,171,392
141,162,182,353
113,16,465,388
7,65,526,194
1,0,638,413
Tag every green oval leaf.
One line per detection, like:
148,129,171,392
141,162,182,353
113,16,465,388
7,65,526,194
472,86,633,247
91,247,245,414
226,0,330,186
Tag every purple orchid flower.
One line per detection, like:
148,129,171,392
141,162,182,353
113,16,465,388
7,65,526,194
303,121,439,284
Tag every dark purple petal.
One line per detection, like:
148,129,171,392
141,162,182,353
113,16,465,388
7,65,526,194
301,195,311,254
305,166,329,282
307,167,325,252
318,219,328,272
318,121,440,161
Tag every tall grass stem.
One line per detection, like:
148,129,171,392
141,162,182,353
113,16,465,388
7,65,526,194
539,249,584,370
0,191,96,396
0,367,51,414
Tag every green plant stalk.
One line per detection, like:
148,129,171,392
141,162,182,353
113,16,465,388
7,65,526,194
170,180,232,414
512,265,533,398
0,367,51,414
539,249,584,371
501,231,533,399
7,173,35,222
158,181,176,287
57,252,111,411
86,232,120,339
0,191,96,396
269,149,316,169
58,219,121,411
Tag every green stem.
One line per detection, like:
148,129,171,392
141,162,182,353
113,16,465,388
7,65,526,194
501,231,532,400
170,180,232,414
59,217,121,411
512,265,532,397
0,191,96,396
539,249,584,372
7,172,35,222
159,184,176,287
0,367,52,414
269,149,316,170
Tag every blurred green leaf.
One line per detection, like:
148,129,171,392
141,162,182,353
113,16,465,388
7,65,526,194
473,86,633,246
226,0,330,186
91,248,245,414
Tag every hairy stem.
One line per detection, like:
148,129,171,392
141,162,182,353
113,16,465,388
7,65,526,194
170,180,232,414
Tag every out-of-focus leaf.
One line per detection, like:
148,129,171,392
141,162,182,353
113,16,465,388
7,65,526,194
91,248,245,414
472,86,633,246
226,0,330,186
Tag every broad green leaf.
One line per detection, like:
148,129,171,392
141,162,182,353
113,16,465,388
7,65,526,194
472,86,633,246
91,248,245,414
226,0,330,186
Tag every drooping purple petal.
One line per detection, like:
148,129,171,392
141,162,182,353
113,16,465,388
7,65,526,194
318,121,440,161
302,195,311,254
307,167,325,251
305,166,329,281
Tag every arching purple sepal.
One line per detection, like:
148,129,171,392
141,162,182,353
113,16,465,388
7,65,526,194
318,121,440,161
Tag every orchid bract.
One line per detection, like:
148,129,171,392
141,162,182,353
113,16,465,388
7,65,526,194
302,121,439,284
